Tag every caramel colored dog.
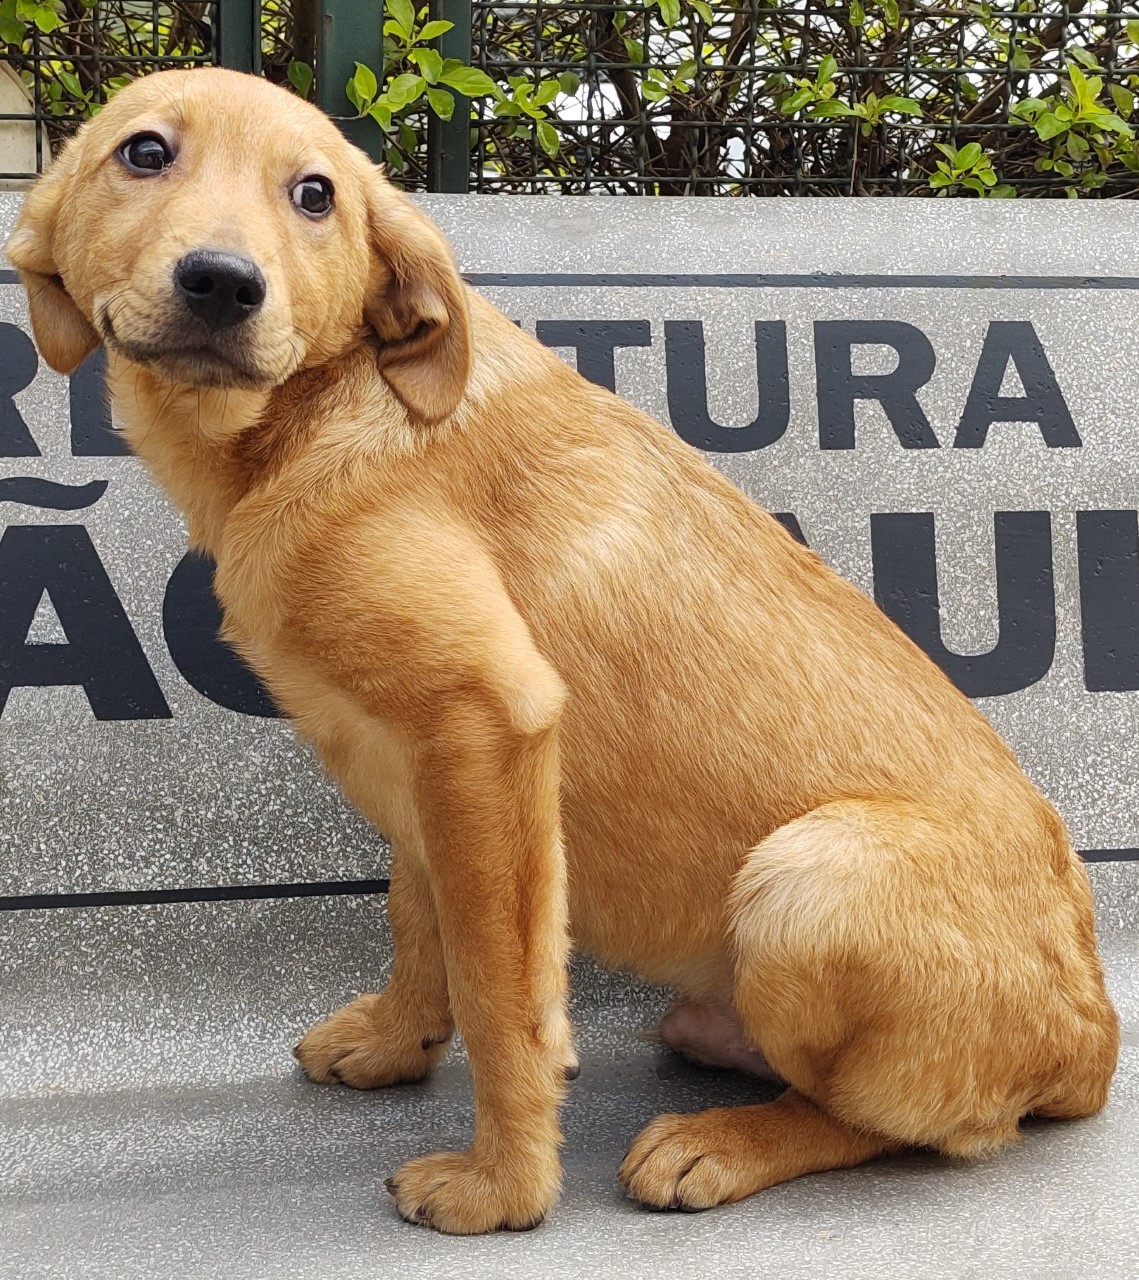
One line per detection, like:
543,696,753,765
8,68,1119,1235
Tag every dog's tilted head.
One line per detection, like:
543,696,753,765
4,68,471,423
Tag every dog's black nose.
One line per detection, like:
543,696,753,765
174,250,266,332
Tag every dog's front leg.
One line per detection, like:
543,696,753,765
295,847,454,1087
385,698,573,1235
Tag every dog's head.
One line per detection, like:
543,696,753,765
4,68,471,424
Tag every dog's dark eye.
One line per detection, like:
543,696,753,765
290,176,334,218
118,132,173,175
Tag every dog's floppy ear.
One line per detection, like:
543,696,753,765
363,174,471,425
4,147,100,374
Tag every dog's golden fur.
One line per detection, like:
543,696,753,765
7,68,1118,1234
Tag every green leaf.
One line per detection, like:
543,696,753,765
655,0,681,26
57,68,82,96
386,72,425,107
622,37,645,64
1034,112,1068,140
426,86,454,120
849,0,864,26
558,71,581,96
807,99,858,117
416,19,453,40
641,81,666,102
386,0,415,38
1112,83,1135,118
1092,110,1134,138
962,175,985,193
956,141,982,168
1065,131,1089,160
978,167,997,186
32,5,58,32
367,102,393,130
1068,45,1099,70
818,54,837,85
1011,48,1030,72
879,95,921,115
288,60,314,99
929,171,952,189
1010,97,1046,120
532,79,560,106
1054,158,1074,177
781,87,812,114
537,119,559,157
989,184,1016,199
882,0,899,28
353,61,378,104
1129,19,1139,47
0,15,22,41
440,65,500,97
410,47,443,83
691,0,713,23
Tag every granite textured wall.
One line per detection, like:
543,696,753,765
3,195,1138,910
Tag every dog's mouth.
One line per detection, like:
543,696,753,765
100,311,276,390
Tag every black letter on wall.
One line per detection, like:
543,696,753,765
870,511,1055,697
163,552,279,716
535,320,651,392
1077,510,1139,692
0,323,41,457
71,348,130,456
0,525,171,718
772,512,808,545
815,320,939,450
664,320,789,452
954,321,1079,448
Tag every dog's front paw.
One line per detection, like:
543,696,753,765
294,994,450,1088
386,1149,560,1234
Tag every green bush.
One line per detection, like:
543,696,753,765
2,0,1137,195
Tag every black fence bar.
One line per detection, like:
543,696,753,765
215,0,260,75
427,0,473,192
315,0,384,160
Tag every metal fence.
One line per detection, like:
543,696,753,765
462,0,1139,196
2,0,1138,196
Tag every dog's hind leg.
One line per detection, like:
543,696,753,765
619,1089,892,1210
621,798,1118,1210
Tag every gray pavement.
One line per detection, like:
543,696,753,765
1,862,1135,1280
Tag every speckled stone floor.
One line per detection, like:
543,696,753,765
0,861,1135,1280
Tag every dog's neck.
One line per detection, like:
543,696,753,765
105,347,429,559
106,354,272,557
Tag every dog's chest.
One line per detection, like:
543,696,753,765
239,632,425,859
